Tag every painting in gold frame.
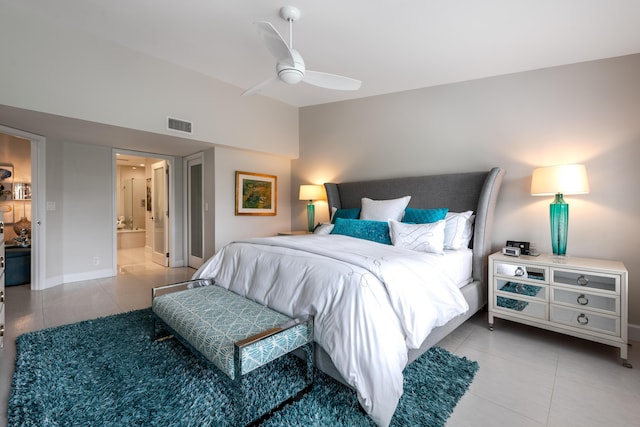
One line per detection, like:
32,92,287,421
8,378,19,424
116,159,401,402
235,171,277,216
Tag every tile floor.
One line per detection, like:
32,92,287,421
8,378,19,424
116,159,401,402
1,248,638,426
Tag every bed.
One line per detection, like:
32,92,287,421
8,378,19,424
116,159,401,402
192,167,505,426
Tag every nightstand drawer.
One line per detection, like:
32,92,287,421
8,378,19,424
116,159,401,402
493,294,547,320
494,261,548,283
552,269,619,294
550,305,619,336
551,288,619,315
496,279,547,302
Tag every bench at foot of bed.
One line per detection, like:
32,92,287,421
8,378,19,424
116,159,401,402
151,279,314,426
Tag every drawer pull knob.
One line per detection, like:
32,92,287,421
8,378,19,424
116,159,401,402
0,290,3,302
577,275,589,286
577,294,589,306
0,255,3,269
514,267,525,277
577,313,589,325
0,324,3,337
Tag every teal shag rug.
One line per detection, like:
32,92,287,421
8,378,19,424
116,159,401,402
9,309,478,426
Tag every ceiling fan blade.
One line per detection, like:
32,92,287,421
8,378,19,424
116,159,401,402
303,70,362,91
255,21,294,65
241,76,279,96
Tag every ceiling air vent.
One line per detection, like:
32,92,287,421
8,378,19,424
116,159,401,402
167,117,193,134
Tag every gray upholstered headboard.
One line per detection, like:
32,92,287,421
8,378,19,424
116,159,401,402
324,167,505,287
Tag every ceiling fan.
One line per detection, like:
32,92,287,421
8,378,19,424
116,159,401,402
242,5,362,96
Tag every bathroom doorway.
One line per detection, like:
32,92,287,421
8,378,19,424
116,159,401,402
115,152,167,274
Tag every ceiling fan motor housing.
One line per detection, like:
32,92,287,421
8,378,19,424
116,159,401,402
277,49,305,84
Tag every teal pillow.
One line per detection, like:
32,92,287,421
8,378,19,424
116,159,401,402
330,218,391,245
331,207,361,224
402,207,448,224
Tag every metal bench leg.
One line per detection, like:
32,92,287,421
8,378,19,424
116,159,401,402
234,343,246,426
304,341,315,388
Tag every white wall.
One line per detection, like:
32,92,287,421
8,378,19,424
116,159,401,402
44,140,65,284
0,3,298,159
59,141,114,283
214,146,292,251
294,54,640,326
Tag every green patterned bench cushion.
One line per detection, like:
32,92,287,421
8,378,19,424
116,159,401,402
152,285,311,380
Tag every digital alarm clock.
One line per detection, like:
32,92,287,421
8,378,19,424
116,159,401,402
502,246,521,257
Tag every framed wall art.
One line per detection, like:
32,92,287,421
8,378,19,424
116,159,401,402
235,171,277,216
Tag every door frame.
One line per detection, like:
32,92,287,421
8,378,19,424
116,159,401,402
184,152,205,268
0,125,46,290
150,159,169,266
112,149,179,275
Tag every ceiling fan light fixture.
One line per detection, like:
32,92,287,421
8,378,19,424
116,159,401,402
278,68,304,84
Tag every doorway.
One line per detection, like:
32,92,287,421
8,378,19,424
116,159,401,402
115,152,168,273
0,127,43,290
185,153,204,269
0,133,33,286
150,160,169,267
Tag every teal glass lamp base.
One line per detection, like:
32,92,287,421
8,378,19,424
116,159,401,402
306,202,315,232
550,193,568,256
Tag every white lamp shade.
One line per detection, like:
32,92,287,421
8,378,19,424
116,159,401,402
299,184,325,201
531,164,590,196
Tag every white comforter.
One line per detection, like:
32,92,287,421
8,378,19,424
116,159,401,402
192,234,468,426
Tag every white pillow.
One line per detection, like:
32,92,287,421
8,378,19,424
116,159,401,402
388,219,445,254
360,196,411,221
444,211,475,250
313,223,334,235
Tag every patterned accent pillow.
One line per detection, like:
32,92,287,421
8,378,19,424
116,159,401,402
402,207,449,224
360,196,411,221
330,207,361,224
444,211,475,250
331,218,391,245
388,219,446,254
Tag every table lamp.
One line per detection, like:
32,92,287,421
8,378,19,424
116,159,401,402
531,164,589,256
299,184,325,232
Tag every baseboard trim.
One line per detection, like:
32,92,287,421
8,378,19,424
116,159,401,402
63,269,114,285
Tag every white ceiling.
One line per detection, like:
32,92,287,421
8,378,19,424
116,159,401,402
12,0,640,108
